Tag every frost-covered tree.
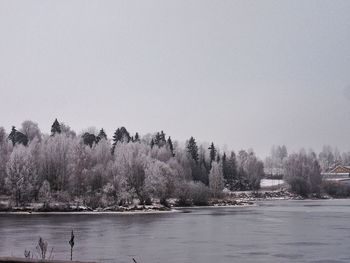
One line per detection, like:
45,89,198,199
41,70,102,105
145,160,176,205
20,120,42,142
114,142,150,204
153,131,167,148
6,145,37,205
38,180,51,206
187,137,199,163
209,161,224,198
284,150,322,196
245,152,264,190
237,150,264,190
60,122,76,138
40,134,75,192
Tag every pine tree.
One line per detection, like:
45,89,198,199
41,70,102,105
97,129,107,142
134,132,140,142
150,139,155,149
112,127,130,145
8,126,28,146
167,136,175,157
8,126,17,146
159,131,166,146
111,127,130,154
187,136,199,163
208,142,216,164
51,119,61,136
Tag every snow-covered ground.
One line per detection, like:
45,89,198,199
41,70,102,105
260,179,285,188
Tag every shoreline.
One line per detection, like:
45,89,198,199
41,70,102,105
0,190,337,214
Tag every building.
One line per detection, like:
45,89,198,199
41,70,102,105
322,165,350,183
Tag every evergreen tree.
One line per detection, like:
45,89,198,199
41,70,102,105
8,126,17,146
208,142,216,164
187,136,199,163
51,119,61,136
97,129,107,142
112,127,130,145
134,132,140,142
150,139,155,149
167,136,175,157
153,131,167,147
112,127,131,153
159,131,166,145
8,126,28,146
82,132,97,147
222,151,237,190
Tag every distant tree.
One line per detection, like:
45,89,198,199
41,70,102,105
187,137,199,163
6,145,37,205
8,127,17,146
222,151,237,189
40,134,75,192
82,132,97,148
150,139,155,149
284,151,322,196
236,150,263,190
318,145,335,172
153,131,167,148
167,136,175,157
60,123,76,138
38,180,51,206
245,153,264,190
133,132,140,142
113,127,130,144
208,142,216,164
112,127,131,153
20,120,41,141
51,119,61,136
114,143,150,205
96,129,107,142
8,126,28,146
209,162,224,198
0,128,12,194
145,159,176,206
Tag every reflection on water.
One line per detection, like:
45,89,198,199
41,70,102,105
1,200,350,263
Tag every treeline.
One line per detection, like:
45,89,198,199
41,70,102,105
265,145,350,197
0,119,264,208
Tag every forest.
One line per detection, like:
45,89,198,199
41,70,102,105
0,119,350,209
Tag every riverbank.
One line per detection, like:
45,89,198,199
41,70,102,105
0,189,314,213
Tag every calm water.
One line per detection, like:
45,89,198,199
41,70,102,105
1,200,350,263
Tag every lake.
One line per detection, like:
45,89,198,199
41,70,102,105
1,199,350,263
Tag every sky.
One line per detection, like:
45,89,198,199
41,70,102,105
0,0,350,157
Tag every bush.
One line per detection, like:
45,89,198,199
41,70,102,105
190,181,210,206
175,181,210,206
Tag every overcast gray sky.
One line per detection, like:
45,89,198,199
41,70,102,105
1,0,350,157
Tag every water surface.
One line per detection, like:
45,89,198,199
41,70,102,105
1,199,350,263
